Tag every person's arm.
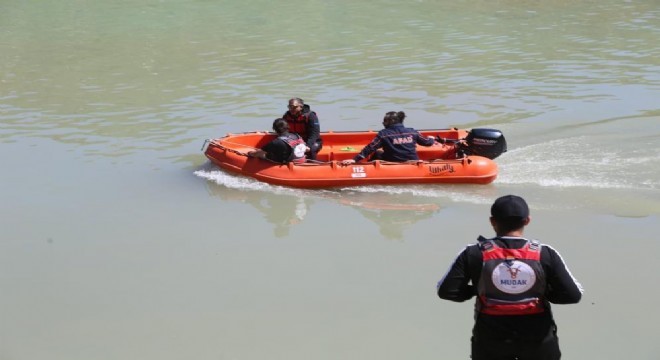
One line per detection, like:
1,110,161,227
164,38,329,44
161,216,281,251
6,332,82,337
248,149,267,159
306,112,321,147
416,131,436,147
543,246,584,304
343,134,383,165
354,135,382,162
437,246,478,302
248,140,280,162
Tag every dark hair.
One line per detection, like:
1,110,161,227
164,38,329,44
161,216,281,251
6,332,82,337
289,97,304,106
384,111,406,124
272,118,289,134
493,217,527,233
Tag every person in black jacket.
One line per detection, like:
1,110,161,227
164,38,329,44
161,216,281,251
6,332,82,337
282,98,322,160
436,195,583,360
341,111,435,165
248,118,308,164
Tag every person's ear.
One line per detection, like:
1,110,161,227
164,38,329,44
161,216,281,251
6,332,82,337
489,216,498,231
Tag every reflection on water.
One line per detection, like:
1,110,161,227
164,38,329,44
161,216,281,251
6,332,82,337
196,167,442,240
339,194,440,240
204,182,313,238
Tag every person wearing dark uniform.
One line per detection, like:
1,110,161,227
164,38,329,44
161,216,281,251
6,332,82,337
282,98,322,160
248,118,308,164
436,195,583,360
341,111,436,165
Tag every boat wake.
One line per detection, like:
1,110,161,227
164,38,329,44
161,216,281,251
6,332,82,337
497,135,660,191
194,163,497,206
194,164,329,198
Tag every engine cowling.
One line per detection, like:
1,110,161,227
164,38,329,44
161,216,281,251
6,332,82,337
462,128,507,159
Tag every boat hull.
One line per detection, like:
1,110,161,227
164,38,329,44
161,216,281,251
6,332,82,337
203,129,499,188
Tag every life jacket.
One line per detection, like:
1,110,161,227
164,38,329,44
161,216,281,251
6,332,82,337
279,133,307,164
283,104,315,141
476,238,546,316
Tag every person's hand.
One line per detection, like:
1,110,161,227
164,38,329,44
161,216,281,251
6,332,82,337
305,146,311,153
341,159,355,165
248,150,264,159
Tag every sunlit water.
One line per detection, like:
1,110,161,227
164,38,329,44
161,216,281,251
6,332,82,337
1,0,659,359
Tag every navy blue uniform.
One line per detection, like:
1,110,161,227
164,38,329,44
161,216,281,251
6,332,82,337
354,123,435,162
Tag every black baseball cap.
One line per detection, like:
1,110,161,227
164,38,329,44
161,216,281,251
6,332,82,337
491,195,529,219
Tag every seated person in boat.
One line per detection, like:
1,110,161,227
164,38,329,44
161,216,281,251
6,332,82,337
282,97,322,160
248,118,309,164
341,111,436,164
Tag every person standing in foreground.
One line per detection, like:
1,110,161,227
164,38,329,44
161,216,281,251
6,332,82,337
248,118,308,164
341,111,436,165
282,98,322,160
436,195,583,360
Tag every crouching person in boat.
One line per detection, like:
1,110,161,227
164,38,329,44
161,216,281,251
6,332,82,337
341,111,436,165
248,118,309,164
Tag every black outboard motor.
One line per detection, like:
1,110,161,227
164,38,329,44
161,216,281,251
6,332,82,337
461,128,507,159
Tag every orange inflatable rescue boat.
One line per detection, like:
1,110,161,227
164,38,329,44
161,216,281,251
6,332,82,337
202,128,506,188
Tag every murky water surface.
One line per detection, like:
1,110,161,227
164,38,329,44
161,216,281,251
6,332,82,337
1,0,659,359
